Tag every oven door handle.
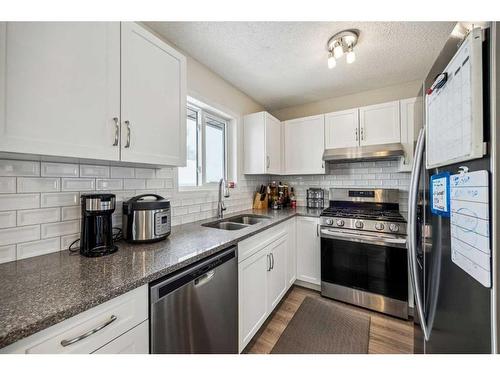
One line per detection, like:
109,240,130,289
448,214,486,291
320,228,407,248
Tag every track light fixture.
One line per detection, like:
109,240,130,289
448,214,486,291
326,29,359,69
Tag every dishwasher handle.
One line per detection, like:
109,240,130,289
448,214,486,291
150,246,236,303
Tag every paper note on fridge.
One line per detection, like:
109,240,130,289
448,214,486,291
450,170,491,287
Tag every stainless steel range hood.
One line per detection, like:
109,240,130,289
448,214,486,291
322,143,405,162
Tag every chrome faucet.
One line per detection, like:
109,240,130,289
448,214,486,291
217,178,230,218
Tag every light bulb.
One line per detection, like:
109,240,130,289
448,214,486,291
333,42,344,59
346,49,356,64
327,53,336,69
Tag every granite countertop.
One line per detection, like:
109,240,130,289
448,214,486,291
0,207,322,349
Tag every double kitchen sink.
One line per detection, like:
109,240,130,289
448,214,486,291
202,214,271,230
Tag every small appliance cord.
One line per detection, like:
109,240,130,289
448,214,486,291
68,227,123,253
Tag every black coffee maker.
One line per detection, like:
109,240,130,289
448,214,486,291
80,193,118,257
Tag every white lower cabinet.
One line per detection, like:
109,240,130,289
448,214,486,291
238,220,295,352
93,320,149,354
296,216,321,286
267,235,288,311
0,285,148,354
287,218,297,286
238,249,270,351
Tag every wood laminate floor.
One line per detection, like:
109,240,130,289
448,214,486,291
243,286,414,354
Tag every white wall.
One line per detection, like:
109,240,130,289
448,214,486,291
271,80,422,121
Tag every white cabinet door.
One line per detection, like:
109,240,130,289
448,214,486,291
359,100,400,146
93,320,149,354
265,113,282,174
267,235,288,311
296,216,321,286
324,108,359,149
121,22,186,166
283,115,325,175
0,22,120,161
287,218,297,287
243,112,266,174
238,248,269,352
399,97,423,171
243,111,281,174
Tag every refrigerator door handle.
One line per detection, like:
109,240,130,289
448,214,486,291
408,127,431,341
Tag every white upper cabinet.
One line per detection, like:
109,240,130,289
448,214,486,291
358,100,401,146
0,22,186,167
0,22,121,161
399,97,423,171
120,22,186,166
325,108,359,149
283,115,325,175
243,111,281,174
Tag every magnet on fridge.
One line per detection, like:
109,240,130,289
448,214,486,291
430,172,450,217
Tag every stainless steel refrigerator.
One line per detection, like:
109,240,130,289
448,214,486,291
409,23,497,354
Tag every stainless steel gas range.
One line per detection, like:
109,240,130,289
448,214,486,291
319,188,409,319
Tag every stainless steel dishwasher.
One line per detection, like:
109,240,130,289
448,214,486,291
150,246,238,353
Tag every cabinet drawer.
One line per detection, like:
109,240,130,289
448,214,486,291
93,320,149,354
2,285,148,354
237,221,288,262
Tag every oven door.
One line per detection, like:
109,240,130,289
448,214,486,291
320,228,408,302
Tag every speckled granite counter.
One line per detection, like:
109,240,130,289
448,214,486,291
0,207,322,349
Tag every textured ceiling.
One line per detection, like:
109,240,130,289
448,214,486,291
146,22,456,110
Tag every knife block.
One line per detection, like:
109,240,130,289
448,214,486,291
252,192,268,210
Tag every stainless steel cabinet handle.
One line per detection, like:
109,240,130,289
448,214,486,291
360,127,365,141
266,156,270,169
355,127,359,141
316,223,320,237
270,253,274,270
112,117,119,146
124,120,131,148
60,315,117,347
322,161,325,169
266,254,271,271
407,128,430,341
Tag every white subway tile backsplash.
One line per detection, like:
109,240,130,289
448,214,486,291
0,177,16,193
17,177,60,193
17,207,61,226
0,225,40,246
60,233,80,251
41,192,79,207
96,179,123,190
61,178,95,191
0,194,40,211
61,206,81,221
41,162,79,177
0,158,264,262
135,168,155,179
80,165,110,178
0,244,16,264
123,179,146,190
17,238,60,260
0,211,16,228
110,167,135,178
0,160,40,177
146,179,164,189
41,220,79,239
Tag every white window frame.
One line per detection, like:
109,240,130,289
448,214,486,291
179,102,228,190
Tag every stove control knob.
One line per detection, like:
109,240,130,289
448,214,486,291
355,220,364,229
389,224,400,232
375,223,385,231
335,219,344,227
325,219,333,225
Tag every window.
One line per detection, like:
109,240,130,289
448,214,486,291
178,104,227,188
